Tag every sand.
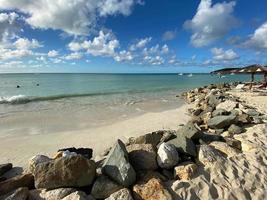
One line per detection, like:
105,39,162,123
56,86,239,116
0,104,190,168
169,91,267,200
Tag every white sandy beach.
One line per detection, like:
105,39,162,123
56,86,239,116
0,104,190,168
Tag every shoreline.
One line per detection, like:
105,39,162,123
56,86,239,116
0,103,190,168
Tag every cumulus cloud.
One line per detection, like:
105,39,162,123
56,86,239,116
161,44,169,54
13,38,42,49
184,0,238,47
114,50,133,62
68,31,119,57
0,0,143,35
0,12,20,42
144,55,164,65
242,22,267,51
48,50,59,57
211,47,239,61
130,37,152,51
162,30,176,41
64,52,83,60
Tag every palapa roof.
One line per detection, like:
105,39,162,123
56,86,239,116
211,64,267,75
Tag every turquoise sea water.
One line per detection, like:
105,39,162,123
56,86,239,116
0,73,261,136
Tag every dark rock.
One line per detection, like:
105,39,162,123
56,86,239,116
127,132,162,147
166,134,197,157
34,155,96,189
0,187,29,200
161,169,173,180
102,140,136,187
207,94,221,107
0,174,34,195
214,129,224,134
0,177,7,182
224,138,242,150
228,124,243,135
212,109,229,117
127,144,158,171
91,176,123,199
199,133,225,144
207,114,236,129
192,108,203,116
0,163,12,176
179,122,202,140
58,147,93,159
236,113,251,124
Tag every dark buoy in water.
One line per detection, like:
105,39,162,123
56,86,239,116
16,85,20,88
36,83,39,86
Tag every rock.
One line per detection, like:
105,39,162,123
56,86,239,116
192,108,202,116
58,147,93,159
0,174,34,195
136,171,168,183
62,191,90,200
102,139,136,187
29,188,76,200
34,155,96,189
105,188,134,200
28,155,51,173
216,100,237,112
127,144,158,171
127,132,162,147
224,138,242,150
157,143,179,169
211,109,229,117
161,169,173,180
174,161,198,180
252,116,263,124
236,113,251,124
228,124,243,135
179,122,202,140
207,114,236,129
207,94,221,107
133,178,172,200
246,109,261,117
198,145,226,166
198,133,225,144
166,134,197,157
91,176,123,199
0,187,29,200
209,141,240,157
0,163,12,176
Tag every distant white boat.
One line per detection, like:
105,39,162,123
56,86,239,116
230,72,235,75
188,73,193,77
178,73,183,76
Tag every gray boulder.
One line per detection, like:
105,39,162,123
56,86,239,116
199,133,225,144
102,140,136,187
61,191,91,200
127,144,158,171
28,155,51,173
179,122,202,140
228,124,243,135
105,188,134,200
198,145,226,166
166,134,196,157
212,109,229,117
0,163,12,176
157,143,179,169
91,176,123,199
216,100,237,112
34,155,96,189
207,114,236,129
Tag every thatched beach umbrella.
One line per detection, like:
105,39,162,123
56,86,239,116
210,67,239,75
237,64,267,83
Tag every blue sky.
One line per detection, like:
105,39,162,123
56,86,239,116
0,0,267,73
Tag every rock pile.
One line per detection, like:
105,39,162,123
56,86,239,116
0,83,266,200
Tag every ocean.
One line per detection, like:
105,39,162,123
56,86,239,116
0,73,257,137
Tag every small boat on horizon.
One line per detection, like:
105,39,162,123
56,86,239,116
178,73,183,76
230,72,235,75
188,73,193,77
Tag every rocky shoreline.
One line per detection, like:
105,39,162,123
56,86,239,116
0,83,267,200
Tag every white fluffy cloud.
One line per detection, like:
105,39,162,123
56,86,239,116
130,37,152,51
243,22,267,51
14,38,42,49
114,50,133,62
184,0,237,47
69,31,119,57
0,12,20,42
0,0,143,35
64,52,83,60
211,47,239,61
144,55,164,65
48,50,59,57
